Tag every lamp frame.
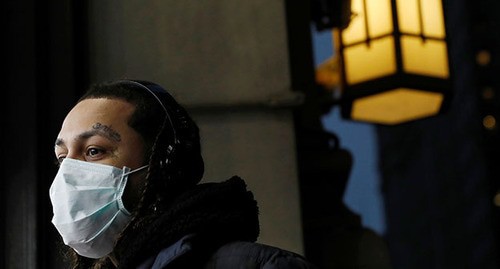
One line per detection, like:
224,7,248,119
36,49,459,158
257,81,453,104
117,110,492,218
336,0,453,124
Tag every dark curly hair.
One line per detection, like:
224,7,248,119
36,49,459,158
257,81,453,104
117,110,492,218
69,79,204,268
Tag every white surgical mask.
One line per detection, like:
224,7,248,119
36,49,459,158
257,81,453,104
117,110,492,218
49,158,148,259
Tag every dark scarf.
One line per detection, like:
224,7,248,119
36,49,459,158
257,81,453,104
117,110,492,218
116,176,260,269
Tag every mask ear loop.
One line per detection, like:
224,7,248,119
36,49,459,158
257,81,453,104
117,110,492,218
117,164,150,214
123,164,149,176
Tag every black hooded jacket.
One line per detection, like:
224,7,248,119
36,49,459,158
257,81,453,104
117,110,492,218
115,177,316,269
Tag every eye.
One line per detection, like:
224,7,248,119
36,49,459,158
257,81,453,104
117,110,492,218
54,150,66,165
54,156,65,167
85,147,106,160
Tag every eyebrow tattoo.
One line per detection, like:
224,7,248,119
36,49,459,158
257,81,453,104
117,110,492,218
92,122,122,142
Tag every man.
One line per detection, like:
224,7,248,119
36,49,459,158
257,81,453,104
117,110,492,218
49,79,317,268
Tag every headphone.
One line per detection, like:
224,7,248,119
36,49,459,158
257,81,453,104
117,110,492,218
114,79,204,186
117,79,178,165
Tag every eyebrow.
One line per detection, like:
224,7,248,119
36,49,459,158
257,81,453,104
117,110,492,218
54,123,122,147
55,138,65,147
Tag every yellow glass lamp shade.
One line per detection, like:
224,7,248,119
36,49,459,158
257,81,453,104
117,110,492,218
336,0,451,125
352,88,444,125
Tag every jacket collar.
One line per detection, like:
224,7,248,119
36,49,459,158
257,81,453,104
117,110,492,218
137,234,196,269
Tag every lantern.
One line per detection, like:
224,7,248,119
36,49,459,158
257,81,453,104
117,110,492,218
336,0,451,125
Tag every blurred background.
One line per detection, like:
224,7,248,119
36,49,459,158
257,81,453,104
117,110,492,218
4,0,500,268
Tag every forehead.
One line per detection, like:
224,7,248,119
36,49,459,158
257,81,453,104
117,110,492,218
59,98,136,136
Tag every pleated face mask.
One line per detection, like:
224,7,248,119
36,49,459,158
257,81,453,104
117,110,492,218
49,158,147,259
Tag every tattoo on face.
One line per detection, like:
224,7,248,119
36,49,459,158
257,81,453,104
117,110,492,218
92,122,122,142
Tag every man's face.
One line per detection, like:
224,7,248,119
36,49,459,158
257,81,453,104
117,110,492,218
54,98,147,210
